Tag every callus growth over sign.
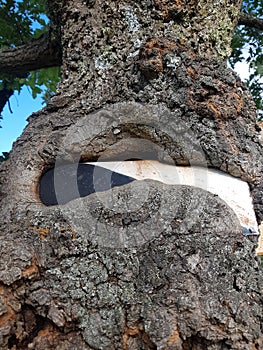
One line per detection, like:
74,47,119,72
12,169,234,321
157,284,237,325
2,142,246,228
84,160,260,237
39,160,259,237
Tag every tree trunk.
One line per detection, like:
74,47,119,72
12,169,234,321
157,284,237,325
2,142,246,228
0,1,263,349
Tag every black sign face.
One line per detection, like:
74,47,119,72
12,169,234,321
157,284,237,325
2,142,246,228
39,163,135,206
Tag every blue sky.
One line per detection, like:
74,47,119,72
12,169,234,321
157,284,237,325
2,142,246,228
0,6,48,154
0,87,44,153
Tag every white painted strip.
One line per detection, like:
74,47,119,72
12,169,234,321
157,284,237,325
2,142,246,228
85,160,259,235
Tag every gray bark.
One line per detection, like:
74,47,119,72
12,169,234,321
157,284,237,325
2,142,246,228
0,0,262,349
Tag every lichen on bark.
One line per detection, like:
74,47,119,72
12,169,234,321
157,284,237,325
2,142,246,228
0,0,262,349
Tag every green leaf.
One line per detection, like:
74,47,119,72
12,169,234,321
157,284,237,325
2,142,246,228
230,1,263,119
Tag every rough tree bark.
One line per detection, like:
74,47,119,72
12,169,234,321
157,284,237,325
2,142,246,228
0,0,263,349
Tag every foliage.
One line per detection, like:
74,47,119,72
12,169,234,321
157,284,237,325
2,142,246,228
0,0,48,46
230,0,263,119
0,66,60,102
0,0,60,115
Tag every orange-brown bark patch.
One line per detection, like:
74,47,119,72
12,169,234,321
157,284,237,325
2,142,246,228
168,328,180,344
139,38,177,79
207,101,221,119
59,226,76,239
0,307,15,327
37,324,59,338
22,257,39,278
143,38,177,54
123,323,156,350
253,337,263,349
123,324,140,350
232,92,243,113
28,226,50,240
198,100,239,154
186,66,196,80
0,287,16,328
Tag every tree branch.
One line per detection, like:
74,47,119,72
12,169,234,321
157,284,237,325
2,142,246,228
238,12,263,31
0,29,62,78
0,87,13,116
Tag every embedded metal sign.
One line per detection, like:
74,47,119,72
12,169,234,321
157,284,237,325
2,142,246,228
39,159,259,236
